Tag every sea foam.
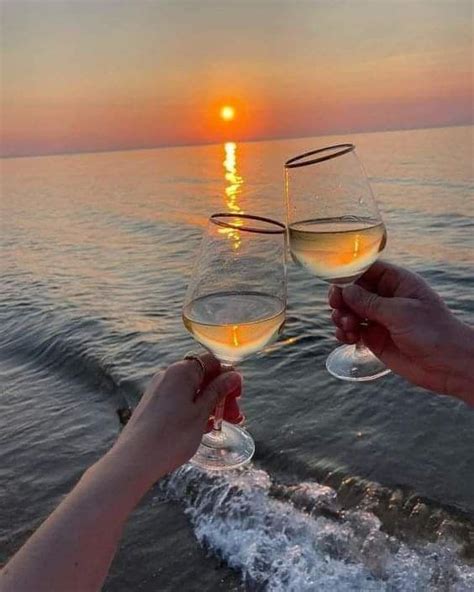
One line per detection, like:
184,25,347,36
160,465,474,591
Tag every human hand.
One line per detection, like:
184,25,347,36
108,353,242,489
329,261,474,404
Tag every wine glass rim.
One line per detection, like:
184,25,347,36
285,143,355,168
210,213,286,234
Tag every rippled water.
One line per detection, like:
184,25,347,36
1,125,473,590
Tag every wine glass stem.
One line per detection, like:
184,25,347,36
356,317,371,351
211,362,234,433
212,398,226,432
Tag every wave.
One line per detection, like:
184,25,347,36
160,465,474,591
0,311,142,405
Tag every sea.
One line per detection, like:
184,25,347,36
1,125,473,591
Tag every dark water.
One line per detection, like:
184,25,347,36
1,126,473,590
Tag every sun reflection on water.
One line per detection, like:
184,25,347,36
219,141,244,250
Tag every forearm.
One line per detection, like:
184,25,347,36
444,320,474,406
1,449,154,592
1,354,231,591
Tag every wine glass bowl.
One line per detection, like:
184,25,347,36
285,144,390,381
183,213,287,470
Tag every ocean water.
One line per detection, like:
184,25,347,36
1,125,473,591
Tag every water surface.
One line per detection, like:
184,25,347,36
1,125,473,590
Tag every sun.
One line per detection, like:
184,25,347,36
220,105,235,121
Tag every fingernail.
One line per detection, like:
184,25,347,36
222,371,241,392
225,398,242,422
229,412,245,424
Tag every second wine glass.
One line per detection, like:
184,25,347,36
285,143,390,381
183,213,287,470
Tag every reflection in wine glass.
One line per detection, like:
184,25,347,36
219,142,244,250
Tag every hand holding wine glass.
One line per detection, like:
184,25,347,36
183,213,287,470
285,144,389,381
328,260,474,403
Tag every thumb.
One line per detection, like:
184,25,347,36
342,284,392,325
199,371,242,416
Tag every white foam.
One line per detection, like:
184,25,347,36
160,465,474,591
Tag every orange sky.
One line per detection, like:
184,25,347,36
1,1,472,157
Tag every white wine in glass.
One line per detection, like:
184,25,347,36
285,144,390,381
183,291,285,364
289,217,386,285
183,214,287,470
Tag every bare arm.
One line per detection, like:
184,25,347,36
1,450,151,592
1,354,241,592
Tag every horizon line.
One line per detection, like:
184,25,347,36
2,121,472,160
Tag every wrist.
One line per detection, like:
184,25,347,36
81,447,154,514
105,435,174,492
444,320,474,405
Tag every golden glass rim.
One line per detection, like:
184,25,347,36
210,213,286,234
285,143,355,169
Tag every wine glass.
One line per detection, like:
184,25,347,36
183,213,287,470
285,143,390,381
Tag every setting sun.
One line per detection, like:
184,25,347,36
220,106,235,121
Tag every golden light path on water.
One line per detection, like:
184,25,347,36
219,141,244,250
218,142,298,354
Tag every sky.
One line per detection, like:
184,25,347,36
1,0,472,157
